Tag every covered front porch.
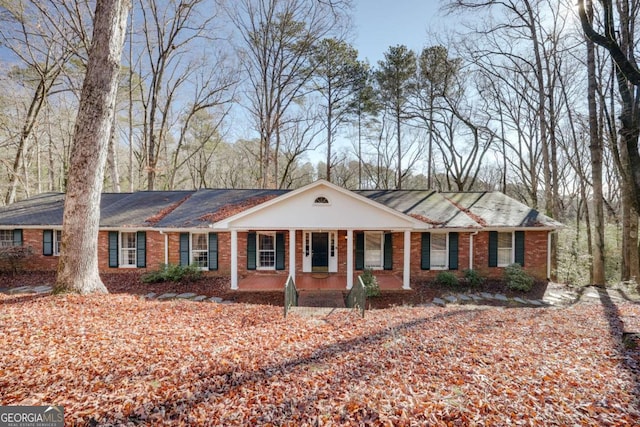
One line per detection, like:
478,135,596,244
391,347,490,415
212,180,428,291
237,273,405,291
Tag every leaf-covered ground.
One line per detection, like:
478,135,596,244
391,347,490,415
1,293,639,426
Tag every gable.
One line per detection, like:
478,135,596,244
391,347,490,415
213,181,424,230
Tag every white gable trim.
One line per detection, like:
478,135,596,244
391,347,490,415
212,180,429,230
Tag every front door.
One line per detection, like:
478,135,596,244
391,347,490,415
311,232,329,272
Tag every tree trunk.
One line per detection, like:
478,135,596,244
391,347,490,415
585,2,606,286
54,0,130,295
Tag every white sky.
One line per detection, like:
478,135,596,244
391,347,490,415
353,0,448,64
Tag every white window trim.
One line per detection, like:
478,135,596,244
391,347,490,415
497,231,514,267
430,233,448,270
119,231,137,268
364,231,384,270
257,232,276,270
191,233,209,270
53,230,62,256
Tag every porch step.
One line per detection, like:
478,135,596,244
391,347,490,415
297,290,346,308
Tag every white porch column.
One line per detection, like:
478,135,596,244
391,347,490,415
346,229,353,289
231,230,238,290
289,229,296,283
403,230,411,289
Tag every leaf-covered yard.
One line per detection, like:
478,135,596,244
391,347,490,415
1,293,639,426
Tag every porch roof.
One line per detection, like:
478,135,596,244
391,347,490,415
212,180,428,231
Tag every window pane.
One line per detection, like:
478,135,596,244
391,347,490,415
364,232,382,269
498,232,512,249
431,250,447,268
120,232,136,266
191,234,208,268
258,233,275,268
498,248,512,266
0,230,13,247
192,234,207,251
431,234,446,251
260,234,274,251
259,251,275,267
54,230,62,255
193,251,208,268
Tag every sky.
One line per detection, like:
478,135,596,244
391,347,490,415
352,0,448,64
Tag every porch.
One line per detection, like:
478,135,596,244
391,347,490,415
237,273,404,291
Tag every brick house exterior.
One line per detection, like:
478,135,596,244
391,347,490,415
0,180,561,288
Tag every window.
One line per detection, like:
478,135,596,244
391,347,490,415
53,230,62,256
364,232,383,269
497,232,513,267
0,230,13,248
120,232,137,267
430,234,447,269
191,233,208,269
258,233,276,269
314,196,329,204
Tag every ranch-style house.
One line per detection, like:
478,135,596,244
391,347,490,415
0,180,561,290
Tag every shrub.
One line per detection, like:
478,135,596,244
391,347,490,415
360,268,380,297
142,263,202,283
0,246,34,274
436,271,459,288
504,263,534,292
463,269,485,288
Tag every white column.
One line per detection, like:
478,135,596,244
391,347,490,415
231,230,238,290
403,230,411,290
346,229,353,289
289,229,296,283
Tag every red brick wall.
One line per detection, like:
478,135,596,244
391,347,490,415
6,228,551,282
472,231,548,281
20,229,58,270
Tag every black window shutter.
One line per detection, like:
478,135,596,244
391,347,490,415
355,232,364,270
208,233,218,271
179,233,190,266
247,232,256,270
383,232,393,270
276,232,285,270
449,232,459,270
136,231,146,268
488,231,498,267
43,230,53,256
13,229,22,246
108,231,119,268
421,232,430,270
514,231,525,266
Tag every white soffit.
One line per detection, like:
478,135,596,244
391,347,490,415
213,180,426,230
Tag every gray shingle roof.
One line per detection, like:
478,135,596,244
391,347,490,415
154,189,288,228
0,192,65,225
441,192,562,228
0,188,561,230
357,190,481,228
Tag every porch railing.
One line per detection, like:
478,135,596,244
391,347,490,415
284,275,298,318
345,275,366,317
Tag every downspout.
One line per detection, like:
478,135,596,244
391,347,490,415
547,230,557,281
159,230,168,264
469,231,479,270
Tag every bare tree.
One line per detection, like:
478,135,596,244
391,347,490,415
227,0,348,188
55,0,130,294
580,0,640,280
135,0,219,190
